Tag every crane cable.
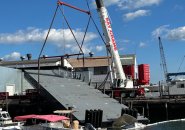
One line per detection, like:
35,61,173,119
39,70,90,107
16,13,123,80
173,55,185,80
38,5,59,59
85,0,113,87
37,4,59,94
58,1,94,68
77,16,91,67
59,5,84,54
85,0,111,54
61,6,66,54
78,16,91,53
37,1,112,89
177,55,185,72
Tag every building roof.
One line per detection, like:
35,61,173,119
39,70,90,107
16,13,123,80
67,57,110,68
120,54,136,66
0,58,61,68
68,54,136,68
0,54,136,68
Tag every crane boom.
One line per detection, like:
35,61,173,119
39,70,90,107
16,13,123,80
95,0,133,88
158,37,168,82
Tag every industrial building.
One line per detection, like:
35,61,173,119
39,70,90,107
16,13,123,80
0,54,149,124
0,54,150,90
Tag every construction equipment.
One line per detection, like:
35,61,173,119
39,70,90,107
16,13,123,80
94,0,147,98
95,0,133,89
158,37,169,82
158,37,185,97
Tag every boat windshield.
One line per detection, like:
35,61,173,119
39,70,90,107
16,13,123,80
1,112,11,119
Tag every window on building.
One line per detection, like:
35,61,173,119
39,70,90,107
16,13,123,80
74,68,88,72
178,84,185,88
94,66,108,75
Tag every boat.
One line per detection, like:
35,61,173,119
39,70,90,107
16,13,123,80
111,114,146,130
143,118,185,130
14,114,83,130
0,109,22,130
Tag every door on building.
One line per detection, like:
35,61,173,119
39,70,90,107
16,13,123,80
6,84,15,96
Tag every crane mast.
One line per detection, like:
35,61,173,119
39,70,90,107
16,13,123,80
95,0,133,88
158,37,168,82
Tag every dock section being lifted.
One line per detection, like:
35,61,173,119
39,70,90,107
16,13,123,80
24,69,128,123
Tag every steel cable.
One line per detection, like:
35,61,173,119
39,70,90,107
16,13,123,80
59,5,84,54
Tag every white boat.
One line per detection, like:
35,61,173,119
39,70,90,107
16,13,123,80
0,109,22,130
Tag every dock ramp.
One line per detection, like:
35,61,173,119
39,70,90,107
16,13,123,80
24,69,128,122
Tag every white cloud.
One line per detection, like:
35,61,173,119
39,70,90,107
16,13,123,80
139,42,146,47
119,48,124,51
95,45,104,51
0,27,98,54
152,25,169,38
0,27,97,45
92,0,162,22
122,39,130,43
3,52,21,61
118,0,162,10
167,26,185,41
71,45,92,54
92,0,162,9
104,0,120,7
152,25,185,41
91,0,120,8
65,44,72,48
174,5,184,11
124,10,150,21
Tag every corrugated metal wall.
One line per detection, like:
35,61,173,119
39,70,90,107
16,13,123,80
0,66,22,94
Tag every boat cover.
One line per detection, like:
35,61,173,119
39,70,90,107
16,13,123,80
14,114,69,122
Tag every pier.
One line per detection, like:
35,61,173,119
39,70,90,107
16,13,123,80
120,96,185,123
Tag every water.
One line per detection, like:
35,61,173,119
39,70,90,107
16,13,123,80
142,119,185,130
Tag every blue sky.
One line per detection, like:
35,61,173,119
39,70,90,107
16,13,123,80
0,0,185,83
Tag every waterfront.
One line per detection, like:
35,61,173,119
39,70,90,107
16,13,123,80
142,119,185,130
18,119,185,130
0,1,184,129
